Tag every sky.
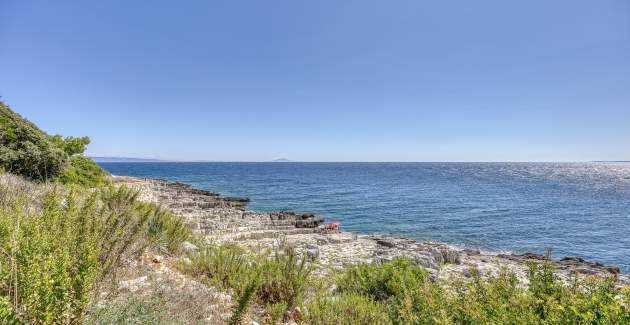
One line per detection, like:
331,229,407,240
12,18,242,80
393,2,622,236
0,0,629,162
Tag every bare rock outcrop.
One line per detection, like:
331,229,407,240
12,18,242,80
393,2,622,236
112,176,629,286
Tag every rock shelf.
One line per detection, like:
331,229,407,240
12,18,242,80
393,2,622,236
113,176,629,286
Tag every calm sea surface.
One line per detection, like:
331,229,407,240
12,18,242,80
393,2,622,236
100,162,630,271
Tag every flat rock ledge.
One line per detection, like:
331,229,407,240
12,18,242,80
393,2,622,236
113,176,629,286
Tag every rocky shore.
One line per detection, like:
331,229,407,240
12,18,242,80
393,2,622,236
113,176,629,286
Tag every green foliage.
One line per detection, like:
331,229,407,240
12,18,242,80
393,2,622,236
337,257,429,302
145,206,190,255
0,296,16,324
183,243,629,324
229,278,260,325
0,101,107,186
307,293,392,325
50,135,91,156
257,243,313,308
59,155,110,187
0,174,188,323
0,101,67,181
181,244,259,295
0,188,101,323
325,257,630,324
267,302,288,325
181,241,314,320
85,296,168,325
336,257,449,323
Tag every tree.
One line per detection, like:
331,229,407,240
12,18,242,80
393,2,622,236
0,101,67,181
50,135,91,156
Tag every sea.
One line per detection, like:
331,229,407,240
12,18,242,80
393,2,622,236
100,162,630,272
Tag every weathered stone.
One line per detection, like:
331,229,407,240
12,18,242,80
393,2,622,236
118,276,148,292
376,239,396,248
152,255,164,263
182,241,199,254
112,176,630,288
295,216,324,228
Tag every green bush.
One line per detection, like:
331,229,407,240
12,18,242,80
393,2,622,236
257,243,313,308
59,155,110,187
50,135,91,156
145,206,190,255
181,241,314,320
328,257,630,324
336,257,449,323
181,244,259,295
337,257,430,302
1,101,109,186
0,174,185,323
0,101,67,181
229,278,260,325
307,293,392,325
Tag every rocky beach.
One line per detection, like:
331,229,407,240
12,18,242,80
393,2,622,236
113,176,629,287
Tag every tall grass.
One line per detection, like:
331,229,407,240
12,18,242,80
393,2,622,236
145,207,190,255
229,278,260,325
180,240,314,322
0,174,191,323
257,243,313,308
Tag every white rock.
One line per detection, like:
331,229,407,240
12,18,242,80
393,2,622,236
182,241,199,253
118,276,148,292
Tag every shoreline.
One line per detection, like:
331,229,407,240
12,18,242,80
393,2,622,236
112,175,629,285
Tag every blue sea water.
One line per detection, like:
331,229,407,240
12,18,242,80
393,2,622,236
100,162,630,272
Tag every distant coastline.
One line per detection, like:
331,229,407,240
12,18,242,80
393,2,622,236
90,156,170,163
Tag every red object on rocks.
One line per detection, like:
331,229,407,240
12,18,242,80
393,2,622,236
320,222,339,233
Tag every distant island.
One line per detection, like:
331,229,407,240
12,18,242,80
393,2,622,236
90,156,169,163
271,158,292,162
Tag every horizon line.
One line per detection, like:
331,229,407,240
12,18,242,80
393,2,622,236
90,156,630,164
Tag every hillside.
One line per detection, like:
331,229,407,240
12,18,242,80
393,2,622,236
0,101,108,186
0,101,67,180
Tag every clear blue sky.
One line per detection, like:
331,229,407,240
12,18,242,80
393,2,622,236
1,0,628,161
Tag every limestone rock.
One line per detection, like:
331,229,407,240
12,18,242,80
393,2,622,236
182,241,199,254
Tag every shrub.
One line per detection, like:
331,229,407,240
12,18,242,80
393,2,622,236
59,155,110,187
330,257,630,324
336,257,450,323
181,243,261,297
524,261,630,323
307,293,392,325
145,206,190,255
229,278,260,325
449,268,538,324
180,242,315,321
0,101,67,181
336,257,429,302
256,243,313,308
50,135,91,156
0,176,163,323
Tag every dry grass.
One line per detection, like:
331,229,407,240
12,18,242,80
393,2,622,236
89,256,233,324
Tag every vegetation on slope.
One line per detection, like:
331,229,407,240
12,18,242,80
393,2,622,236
180,240,314,322
0,101,67,181
0,100,110,186
179,246,630,324
0,174,190,323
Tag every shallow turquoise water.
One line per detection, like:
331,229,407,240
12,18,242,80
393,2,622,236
100,162,630,271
